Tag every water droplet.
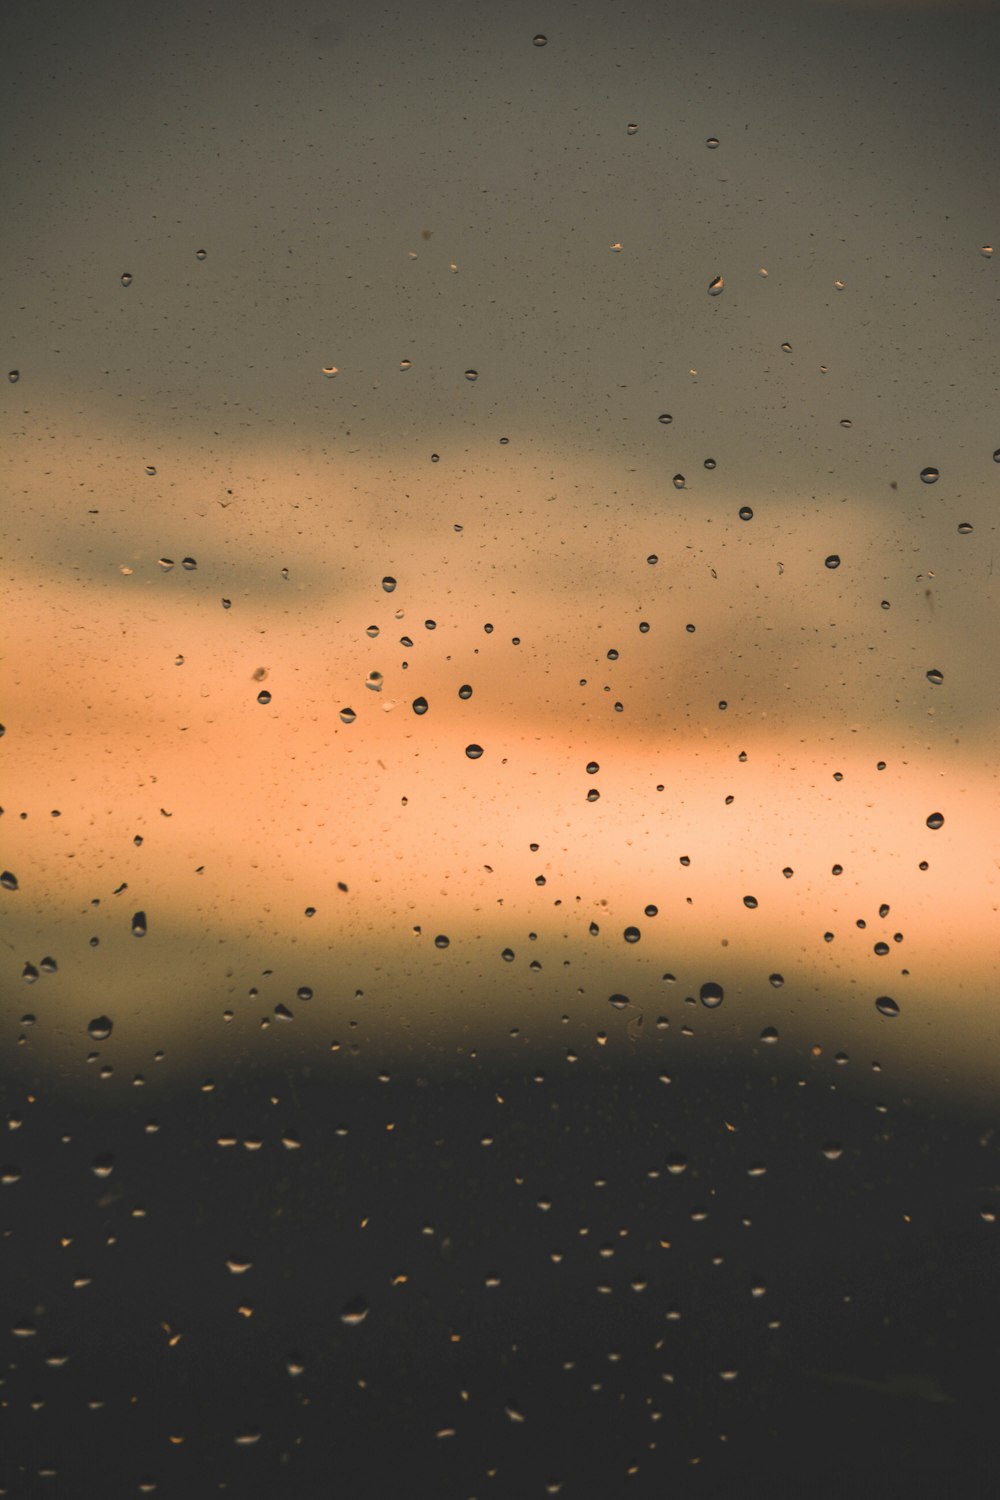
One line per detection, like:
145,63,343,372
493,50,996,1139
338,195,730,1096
131,911,147,937
339,707,356,724
458,684,473,699
8,369,19,383
39,956,57,974
706,136,720,149
532,34,547,46
412,696,428,715
760,1027,779,1044
382,576,397,593
699,982,724,1009
824,555,841,570
120,272,133,287
610,241,623,253
658,413,673,425
780,342,792,353
92,1153,115,1178
365,671,383,693
839,419,853,428
22,963,39,983
145,465,157,476
195,248,207,260
926,668,943,685
257,690,271,705
873,942,889,956
920,467,939,484
982,245,994,257
465,744,484,759
87,1016,113,1041
321,365,339,378
926,811,944,829
181,557,197,570
875,996,899,1018
608,994,630,1011
431,453,439,463
672,474,686,489
626,122,639,135
1,871,19,891
623,926,641,944
708,276,724,296
993,449,1000,463
821,1142,843,1161
957,522,973,534
758,267,769,277
738,506,753,521
464,369,478,382
665,1152,688,1175
340,1295,370,1325
834,279,845,289
434,935,450,950
768,973,784,988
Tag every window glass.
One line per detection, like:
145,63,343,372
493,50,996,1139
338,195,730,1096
2,0,998,1492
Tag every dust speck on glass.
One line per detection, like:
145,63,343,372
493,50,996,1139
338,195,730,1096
1,0,998,1494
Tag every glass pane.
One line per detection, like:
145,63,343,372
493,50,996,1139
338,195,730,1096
3,0,998,1491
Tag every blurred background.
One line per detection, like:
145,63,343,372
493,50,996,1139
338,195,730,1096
2,0,999,1493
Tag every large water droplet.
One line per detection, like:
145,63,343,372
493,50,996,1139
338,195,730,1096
412,696,428,715
738,506,753,521
87,1016,113,1041
699,982,724,1008
623,926,641,944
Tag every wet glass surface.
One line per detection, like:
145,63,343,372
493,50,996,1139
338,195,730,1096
2,0,999,1493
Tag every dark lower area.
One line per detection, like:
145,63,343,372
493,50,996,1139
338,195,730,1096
1,1043,997,1497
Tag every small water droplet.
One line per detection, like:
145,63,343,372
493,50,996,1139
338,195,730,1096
760,1027,779,1044
926,668,943,685
824,554,841,570
957,522,973,534
839,418,853,428
743,895,758,909
8,369,19,383
926,811,944,829
982,245,994,258
339,707,356,724
699,982,724,1009
365,671,383,693
626,122,639,135
658,413,673,425
120,272,133,287
458,684,473,699
672,474,686,489
181,557,197,570
321,365,339,378
464,369,478,382
821,1142,843,1161
706,136,720,149
920,467,939,484
412,696,428,715
738,506,753,521
875,996,899,1018
382,576,397,593
257,690,271,705
665,1152,688,1175
1,871,19,891
708,276,724,296
87,1016,113,1041
131,911,147,937
195,248,207,260
340,1294,370,1325
834,279,845,289
608,994,630,1011
465,744,484,759
623,926,641,944
532,34,547,46
780,342,792,353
